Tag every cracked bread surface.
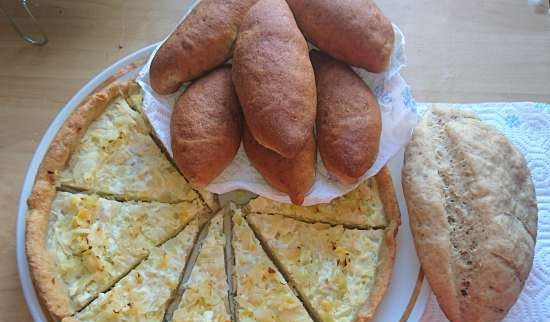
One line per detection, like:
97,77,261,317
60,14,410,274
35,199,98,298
402,105,537,322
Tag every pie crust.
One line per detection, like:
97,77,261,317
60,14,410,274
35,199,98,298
26,80,400,322
245,167,400,322
25,82,215,320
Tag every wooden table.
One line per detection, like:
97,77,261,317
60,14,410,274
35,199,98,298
0,1,549,321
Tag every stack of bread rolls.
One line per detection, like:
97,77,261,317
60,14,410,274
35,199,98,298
150,0,394,204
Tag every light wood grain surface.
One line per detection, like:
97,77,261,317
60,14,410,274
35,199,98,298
0,0,549,321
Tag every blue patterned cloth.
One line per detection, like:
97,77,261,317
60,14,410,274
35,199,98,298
419,102,550,322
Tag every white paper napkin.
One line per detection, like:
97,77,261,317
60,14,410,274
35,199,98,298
418,102,550,322
137,25,418,205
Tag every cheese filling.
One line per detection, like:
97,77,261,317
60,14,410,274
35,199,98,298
171,214,231,322
247,213,384,322
58,95,197,203
247,178,386,228
47,192,207,310
68,219,199,322
232,209,313,322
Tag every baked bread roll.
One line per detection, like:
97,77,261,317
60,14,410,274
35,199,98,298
150,0,258,94
243,124,316,205
402,106,537,322
311,50,381,184
233,0,317,158
171,66,243,187
287,0,394,73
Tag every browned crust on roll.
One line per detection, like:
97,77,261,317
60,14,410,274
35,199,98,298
26,82,136,319
287,0,394,73
356,166,401,321
402,105,537,322
311,50,381,184
149,0,258,94
243,124,316,205
233,0,317,158
171,66,243,187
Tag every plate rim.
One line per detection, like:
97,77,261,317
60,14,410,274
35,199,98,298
15,44,430,322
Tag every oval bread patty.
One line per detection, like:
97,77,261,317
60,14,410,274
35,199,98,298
171,66,243,187
232,0,317,158
402,105,537,322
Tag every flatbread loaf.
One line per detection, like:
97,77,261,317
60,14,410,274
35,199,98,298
402,105,537,322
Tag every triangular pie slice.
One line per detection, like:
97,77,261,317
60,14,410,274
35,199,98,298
247,213,391,322
246,174,388,229
63,218,200,322
43,191,208,313
57,85,197,203
170,213,231,322
26,82,216,320
232,208,313,322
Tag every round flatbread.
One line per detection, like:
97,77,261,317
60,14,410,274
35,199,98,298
402,105,537,322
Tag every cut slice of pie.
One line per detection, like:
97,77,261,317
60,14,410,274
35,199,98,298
247,213,394,322
232,208,313,322
170,213,231,322
39,191,208,314
26,82,215,319
246,168,396,229
57,85,196,203
62,218,200,322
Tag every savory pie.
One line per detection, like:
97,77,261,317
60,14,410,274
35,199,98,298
244,168,400,322
247,214,386,322
26,82,214,319
232,207,313,322
46,192,206,311
246,173,389,228
170,213,231,322
63,218,200,322
56,84,196,203
26,80,400,322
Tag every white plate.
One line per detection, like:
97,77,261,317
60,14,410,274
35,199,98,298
16,44,430,322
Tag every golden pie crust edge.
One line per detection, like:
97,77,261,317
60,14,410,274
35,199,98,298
26,82,138,319
245,166,401,322
24,81,217,320
356,166,401,322
25,79,400,321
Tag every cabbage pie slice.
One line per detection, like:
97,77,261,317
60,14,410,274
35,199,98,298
232,209,313,322
247,213,393,322
246,175,387,229
63,218,199,322
42,192,207,314
171,214,231,322
57,84,198,203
